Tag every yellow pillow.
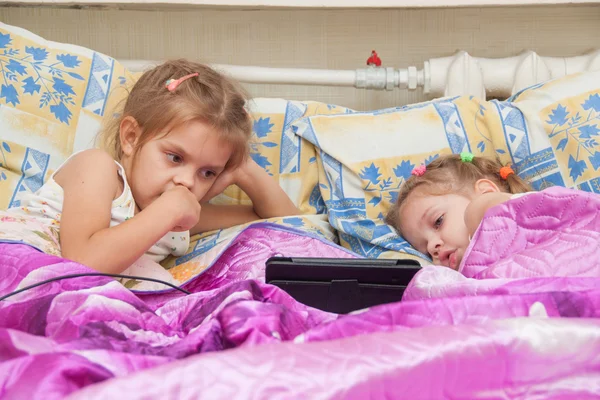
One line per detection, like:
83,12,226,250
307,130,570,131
211,99,352,214
0,22,134,210
293,98,499,262
509,70,600,191
292,70,600,261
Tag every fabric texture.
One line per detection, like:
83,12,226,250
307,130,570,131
3,187,600,399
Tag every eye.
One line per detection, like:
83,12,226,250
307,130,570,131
434,215,444,229
199,169,216,179
167,153,183,164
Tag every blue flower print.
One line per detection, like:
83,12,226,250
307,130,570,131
6,59,26,76
49,102,72,124
282,217,305,227
52,78,75,96
1,141,11,170
1,84,19,106
250,152,272,171
589,151,600,171
25,46,49,61
551,109,600,181
568,154,587,181
0,35,85,125
557,138,568,152
546,105,569,127
359,163,382,187
0,32,11,49
578,124,599,139
583,94,600,113
392,160,415,180
57,54,81,68
22,77,41,95
424,153,440,165
253,117,274,138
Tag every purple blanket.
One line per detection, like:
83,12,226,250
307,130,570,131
2,188,600,399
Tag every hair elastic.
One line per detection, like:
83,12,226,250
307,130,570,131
500,165,515,180
460,152,474,163
166,73,199,92
411,164,426,177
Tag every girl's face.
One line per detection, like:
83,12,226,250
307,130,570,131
120,119,233,212
399,190,473,270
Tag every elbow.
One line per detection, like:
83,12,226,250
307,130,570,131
60,249,117,274
61,249,96,270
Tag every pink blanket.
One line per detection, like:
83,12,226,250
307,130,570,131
406,186,600,301
2,188,600,399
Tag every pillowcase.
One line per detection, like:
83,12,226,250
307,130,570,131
210,98,353,215
293,70,600,261
293,97,498,262
0,21,134,210
507,70,600,192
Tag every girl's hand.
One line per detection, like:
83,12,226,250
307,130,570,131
189,157,300,234
158,186,202,231
200,158,253,203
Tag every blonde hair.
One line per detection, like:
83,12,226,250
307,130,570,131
100,59,252,170
385,154,532,235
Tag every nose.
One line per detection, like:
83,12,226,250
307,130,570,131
427,235,442,259
173,168,195,189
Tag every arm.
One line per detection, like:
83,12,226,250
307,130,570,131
236,158,300,219
190,203,260,233
56,149,194,274
464,192,513,237
191,159,301,234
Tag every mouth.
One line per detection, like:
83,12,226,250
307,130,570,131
436,249,461,270
448,251,457,270
448,250,463,270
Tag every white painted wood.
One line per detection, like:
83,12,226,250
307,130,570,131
2,0,599,8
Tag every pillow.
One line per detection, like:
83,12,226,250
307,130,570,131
293,97,499,262
211,98,352,215
0,22,134,210
0,19,347,216
507,70,600,192
292,70,600,261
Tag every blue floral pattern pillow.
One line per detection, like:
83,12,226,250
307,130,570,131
293,71,600,261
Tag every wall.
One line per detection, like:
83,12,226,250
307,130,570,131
1,4,599,110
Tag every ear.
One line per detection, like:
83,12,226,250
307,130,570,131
473,178,501,195
119,116,141,156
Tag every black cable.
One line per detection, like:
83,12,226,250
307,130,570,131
0,273,191,301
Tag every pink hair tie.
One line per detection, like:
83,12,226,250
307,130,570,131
166,73,199,92
411,164,426,177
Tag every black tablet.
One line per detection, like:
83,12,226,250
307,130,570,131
265,257,421,314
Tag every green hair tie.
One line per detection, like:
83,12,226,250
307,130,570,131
460,152,474,163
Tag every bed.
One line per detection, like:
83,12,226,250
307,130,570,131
1,2,600,396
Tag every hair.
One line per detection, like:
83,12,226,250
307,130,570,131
100,59,252,170
385,154,532,235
